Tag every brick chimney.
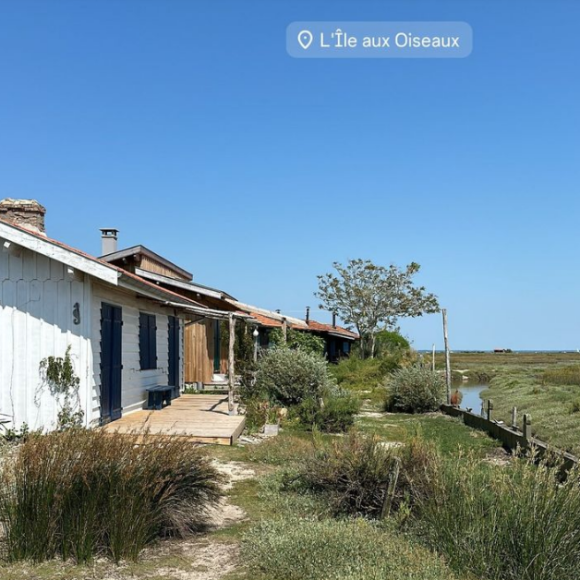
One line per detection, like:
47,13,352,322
0,198,46,234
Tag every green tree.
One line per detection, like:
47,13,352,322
316,259,439,358
374,330,411,358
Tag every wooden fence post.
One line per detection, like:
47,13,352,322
380,458,401,520
432,343,436,372
523,414,532,442
486,399,493,421
511,406,518,430
442,309,451,404
228,313,236,415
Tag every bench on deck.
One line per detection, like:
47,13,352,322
146,385,174,410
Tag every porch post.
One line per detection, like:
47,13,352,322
442,309,451,405
228,313,236,415
253,326,259,363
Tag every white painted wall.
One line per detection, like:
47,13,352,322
0,246,93,431
90,282,183,423
0,245,184,431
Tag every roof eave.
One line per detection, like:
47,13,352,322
0,221,119,285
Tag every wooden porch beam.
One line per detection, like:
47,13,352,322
281,317,288,343
228,313,236,415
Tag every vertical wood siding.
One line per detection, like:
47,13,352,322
0,247,93,430
139,256,189,281
0,247,185,431
90,282,183,421
184,319,213,383
184,319,228,383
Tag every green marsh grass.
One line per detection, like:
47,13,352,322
482,368,580,454
418,452,580,580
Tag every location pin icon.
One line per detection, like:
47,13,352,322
297,30,313,50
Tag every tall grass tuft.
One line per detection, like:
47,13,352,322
285,431,440,518
0,429,223,563
418,451,580,580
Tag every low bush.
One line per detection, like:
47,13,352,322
255,347,333,407
286,431,440,518
386,366,444,413
269,328,325,356
374,330,411,356
243,517,458,580
330,356,389,392
0,429,223,564
294,392,361,433
418,453,580,580
242,399,281,434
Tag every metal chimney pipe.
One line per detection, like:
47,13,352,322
100,228,119,256
306,306,310,323
332,312,337,328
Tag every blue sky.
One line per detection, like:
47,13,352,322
1,0,579,350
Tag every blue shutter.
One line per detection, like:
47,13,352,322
139,312,148,369
149,315,157,369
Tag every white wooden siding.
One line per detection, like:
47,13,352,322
1,245,184,432
0,247,93,430
90,282,183,423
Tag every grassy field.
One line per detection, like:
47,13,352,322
434,351,580,370
432,351,580,455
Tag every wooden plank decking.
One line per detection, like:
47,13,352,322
102,394,245,446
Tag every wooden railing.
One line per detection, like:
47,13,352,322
441,402,578,473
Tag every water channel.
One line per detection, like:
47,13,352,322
456,382,488,415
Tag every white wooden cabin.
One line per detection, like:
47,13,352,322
0,204,200,432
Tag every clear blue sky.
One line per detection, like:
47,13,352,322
1,0,579,350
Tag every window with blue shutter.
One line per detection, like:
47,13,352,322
139,313,157,370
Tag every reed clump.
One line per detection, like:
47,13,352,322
0,428,223,564
542,365,580,386
418,451,580,580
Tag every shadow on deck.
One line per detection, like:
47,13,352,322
102,394,245,446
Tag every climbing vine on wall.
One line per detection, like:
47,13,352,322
39,345,84,429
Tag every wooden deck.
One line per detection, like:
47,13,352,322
102,395,246,446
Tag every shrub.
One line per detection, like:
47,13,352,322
269,328,325,356
255,347,333,407
242,399,282,434
286,431,439,518
386,366,444,413
294,392,360,433
374,330,411,353
243,517,458,580
0,429,223,564
331,356,389,391
418,453,580,580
